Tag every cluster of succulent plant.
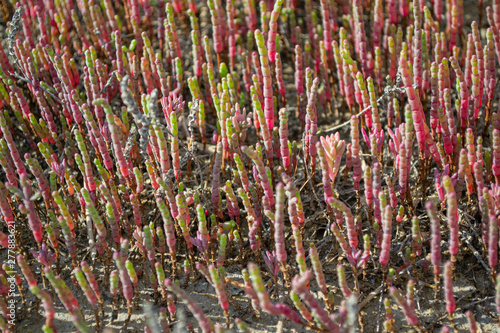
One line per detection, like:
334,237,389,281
1,0,500,331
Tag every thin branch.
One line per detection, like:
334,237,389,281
321,74,412,133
